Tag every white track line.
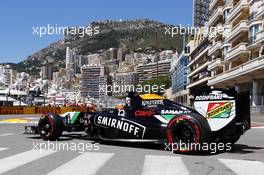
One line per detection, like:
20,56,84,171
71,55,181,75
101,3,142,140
219,159,264,175
251,126,264,129
47,152,114,175
0,149,55,174
0,133,14,137
0,148,8,152
142,155,190,175
251,121,264,124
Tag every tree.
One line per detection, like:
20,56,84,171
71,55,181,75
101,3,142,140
140,76,171,94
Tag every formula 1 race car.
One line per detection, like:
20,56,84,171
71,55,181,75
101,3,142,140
25,89,250,152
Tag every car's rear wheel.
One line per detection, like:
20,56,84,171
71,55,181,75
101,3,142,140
167,115,211,153
38,112,63,140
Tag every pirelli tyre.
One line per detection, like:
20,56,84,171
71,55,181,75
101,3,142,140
38,112,63,141
167,114,211,153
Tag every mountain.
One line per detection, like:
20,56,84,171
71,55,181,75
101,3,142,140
14,19,187,75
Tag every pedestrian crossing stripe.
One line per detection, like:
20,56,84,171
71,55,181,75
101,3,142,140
219,158,264,175
0,148,263,175
142,155,189,175
47,152,113,175
0,149,55,174
0,148,8,152
0,133,14,137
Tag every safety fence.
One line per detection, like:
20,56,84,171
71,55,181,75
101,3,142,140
0,106,96,115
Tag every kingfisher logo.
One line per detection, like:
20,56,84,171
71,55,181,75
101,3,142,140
207,102,233,119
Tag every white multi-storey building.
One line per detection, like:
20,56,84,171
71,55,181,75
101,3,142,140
205,0,264,114
80,64,109,99
66,47,75,70
112,72,138,97
0,65,14,86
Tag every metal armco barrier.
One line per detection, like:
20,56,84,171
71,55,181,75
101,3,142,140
0,106,96,115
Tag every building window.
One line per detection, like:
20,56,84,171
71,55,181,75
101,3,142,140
184,46,190,54
249,24,260,45
223,9,230,23
222,46,229,58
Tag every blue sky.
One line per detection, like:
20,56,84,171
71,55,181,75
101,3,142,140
0,0,193,63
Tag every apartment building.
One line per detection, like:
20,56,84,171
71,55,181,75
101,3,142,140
136,59,172,83
207,0,264,114
112,72,138,97
41,62,53,81
0,65,14,86
66,47,75,70
80,64,109,99
187,37,211,106
193,0,212,27
171,40,195,106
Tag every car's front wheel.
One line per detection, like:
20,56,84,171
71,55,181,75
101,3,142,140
38,112,63,140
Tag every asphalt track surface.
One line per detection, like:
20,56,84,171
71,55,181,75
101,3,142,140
0,114,264,175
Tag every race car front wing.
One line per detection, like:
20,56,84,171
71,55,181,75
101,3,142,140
24,126,39,134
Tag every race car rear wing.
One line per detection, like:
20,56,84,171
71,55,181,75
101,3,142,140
193,89,250,132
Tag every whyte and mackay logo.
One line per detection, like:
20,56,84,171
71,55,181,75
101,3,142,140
207,102,233,119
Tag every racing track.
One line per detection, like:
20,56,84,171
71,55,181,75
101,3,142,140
0,115,264,175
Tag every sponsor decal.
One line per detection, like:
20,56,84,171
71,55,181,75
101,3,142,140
161,109,191,115
70,112,81,124
207,102,233,118
142,100,164,106
153,115,169,123
95,116,146,138
195,95,225,101
118,109,126,117
135,109,155,117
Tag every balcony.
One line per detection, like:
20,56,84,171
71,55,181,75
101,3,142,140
225,20,248,42
223,4,232,13
208,41,222,56
188,47,209,67
225,43,248,61
187,74,211,89
208,7,223,27
209,0,224,11
227,0,249,23
188,62,210,78
208,56,264,86
208,58,222,71
209,24,224,41
256,4,264,18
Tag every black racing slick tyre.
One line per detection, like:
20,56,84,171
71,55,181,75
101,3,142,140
38,112,63,141
167,114,211,153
